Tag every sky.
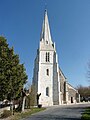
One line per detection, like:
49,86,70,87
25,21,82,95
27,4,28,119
0,0,90,87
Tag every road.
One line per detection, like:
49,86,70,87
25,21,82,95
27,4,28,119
23,103,90,120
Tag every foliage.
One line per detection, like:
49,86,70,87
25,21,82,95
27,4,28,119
25,95,31,108
0,36,28,101
30,85,36,106
77,85,90,97
24,84,36,108
0,110,12,118
81,108,90,120
25,84,36,107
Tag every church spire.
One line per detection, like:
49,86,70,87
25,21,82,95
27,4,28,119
40,9,52,44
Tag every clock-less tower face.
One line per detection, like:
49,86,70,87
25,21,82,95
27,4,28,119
37,10,59,106
38,41,56,106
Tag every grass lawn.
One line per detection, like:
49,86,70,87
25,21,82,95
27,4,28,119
12,107,46,120
1,107,46,120
81,107,90,120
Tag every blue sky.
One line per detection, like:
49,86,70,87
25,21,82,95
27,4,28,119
0,0,90,87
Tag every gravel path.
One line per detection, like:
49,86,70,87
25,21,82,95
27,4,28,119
23,103,90,120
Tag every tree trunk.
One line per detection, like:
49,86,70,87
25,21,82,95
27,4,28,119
22,96,26,112
10,100,14,115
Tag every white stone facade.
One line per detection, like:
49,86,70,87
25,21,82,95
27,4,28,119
32,10,79,106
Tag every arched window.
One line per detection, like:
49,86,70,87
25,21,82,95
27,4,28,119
46,87,49,96
46,69,49,76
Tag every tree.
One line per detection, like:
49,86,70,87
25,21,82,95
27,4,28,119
77,85,90,97
25,84,36,107
30,85,36,106
0,36,28,101
22,83,35,109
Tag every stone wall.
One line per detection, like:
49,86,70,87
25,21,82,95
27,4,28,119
67,83,78,104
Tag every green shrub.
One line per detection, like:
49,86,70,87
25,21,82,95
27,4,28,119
81,108,90,120
1,110,12,118
82,114,90,120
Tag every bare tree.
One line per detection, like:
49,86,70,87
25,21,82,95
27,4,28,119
77,85,90,97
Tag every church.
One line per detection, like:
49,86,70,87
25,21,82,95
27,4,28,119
32,10,80,106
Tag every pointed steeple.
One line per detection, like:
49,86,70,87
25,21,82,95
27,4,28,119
40,9,52,44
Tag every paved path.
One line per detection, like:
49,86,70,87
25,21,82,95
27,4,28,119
23,103,90,120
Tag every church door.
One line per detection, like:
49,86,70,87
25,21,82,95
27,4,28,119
71,97,73,103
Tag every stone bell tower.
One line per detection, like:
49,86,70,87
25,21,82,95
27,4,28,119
32,10,60,106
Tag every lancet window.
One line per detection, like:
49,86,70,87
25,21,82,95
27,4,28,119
46,69,49,76
46,87,49,96
46,52,50,62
